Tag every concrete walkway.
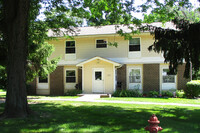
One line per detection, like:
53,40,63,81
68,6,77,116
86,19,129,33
0,95,200,107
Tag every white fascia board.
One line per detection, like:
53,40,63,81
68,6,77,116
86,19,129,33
57,57,165,66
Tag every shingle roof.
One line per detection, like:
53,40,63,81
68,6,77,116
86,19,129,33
48,22,176,37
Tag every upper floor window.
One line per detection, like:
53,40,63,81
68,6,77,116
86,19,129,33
66,70,76,83
96,39,107,48
162,69,175,83
39,76,48,83
66,41,75,54
129,38,140,52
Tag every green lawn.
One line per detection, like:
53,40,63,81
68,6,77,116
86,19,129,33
28,95,79,99
0,89,6,98
0,89,78,99
0,100,200,133
100,97,200,105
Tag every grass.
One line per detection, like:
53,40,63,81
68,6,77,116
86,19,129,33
0,100,200,133
0,89,6,98
100,97,200,105
0,89,78,99
28,95,79,99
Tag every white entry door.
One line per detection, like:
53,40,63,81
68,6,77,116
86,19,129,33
93,68,104,93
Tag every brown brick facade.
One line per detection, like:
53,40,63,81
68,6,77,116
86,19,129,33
50,66,64,95
177,64,190,90
117,64,127,90
27,79,36,95
143,64,160,92
78,68,82,84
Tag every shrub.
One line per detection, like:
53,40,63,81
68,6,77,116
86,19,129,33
176,90,185,98
112,89,142,97
185,80,200,98
161,91,173,97
64,89,82,96
147,91,159,97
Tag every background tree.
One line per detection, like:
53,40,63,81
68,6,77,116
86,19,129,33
141,0,200,78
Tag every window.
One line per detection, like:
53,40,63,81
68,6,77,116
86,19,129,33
129,69,141,83
66,70,76,83
66,41,75,54
129,38,140,51
162,69,175,83
39,76,48,83
96,39,107,48
95,71,102,80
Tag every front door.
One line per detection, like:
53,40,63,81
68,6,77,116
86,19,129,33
93,68,104,93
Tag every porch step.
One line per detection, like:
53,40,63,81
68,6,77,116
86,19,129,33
76,94,111,101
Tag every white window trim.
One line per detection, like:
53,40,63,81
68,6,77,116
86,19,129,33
37,75,50,90
65,69,77,83
95,39,108,48
128,37,141,58
160,65,177,92
128,37,141,52
65,40,76,60
127,65,143,92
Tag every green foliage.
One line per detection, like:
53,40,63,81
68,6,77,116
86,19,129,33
64,89,82,96
27,42,60,82
112,89,142,97
0,66,6,89
147,18,200,78
176,90,185,98
147,90,159,97
185,80,200,98
161,90,174,97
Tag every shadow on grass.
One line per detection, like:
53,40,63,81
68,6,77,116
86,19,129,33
0,102,200,133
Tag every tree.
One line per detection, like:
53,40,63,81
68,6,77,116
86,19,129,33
141,0,200,78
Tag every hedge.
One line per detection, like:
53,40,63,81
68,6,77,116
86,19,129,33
185,80,200,98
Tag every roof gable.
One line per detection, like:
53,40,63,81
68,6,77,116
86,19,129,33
76,56,121,67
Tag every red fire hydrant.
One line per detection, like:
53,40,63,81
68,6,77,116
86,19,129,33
145,114,163,133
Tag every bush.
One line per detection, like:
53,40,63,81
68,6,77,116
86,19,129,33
64,89,82,96
112,89,142,97
185,80,200,98
147,91,159,97
161,91,173,97
176,90,185,98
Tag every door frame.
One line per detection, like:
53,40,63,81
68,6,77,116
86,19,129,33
92,68,105,93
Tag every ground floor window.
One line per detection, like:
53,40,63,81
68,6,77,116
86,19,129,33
128,67,142,90
129,69,141,83
162,69,175,83
39,76,48,83
161,67,177,90
66,70,76,83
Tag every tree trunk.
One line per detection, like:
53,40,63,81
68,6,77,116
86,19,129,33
1,0,30,118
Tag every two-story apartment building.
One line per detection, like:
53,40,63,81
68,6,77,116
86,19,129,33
29,23,190,95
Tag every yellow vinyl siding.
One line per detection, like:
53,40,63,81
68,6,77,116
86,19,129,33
83,59,114,94
48,33,162,61
140,34,162,57
48,39,65,60
76,36,128,59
